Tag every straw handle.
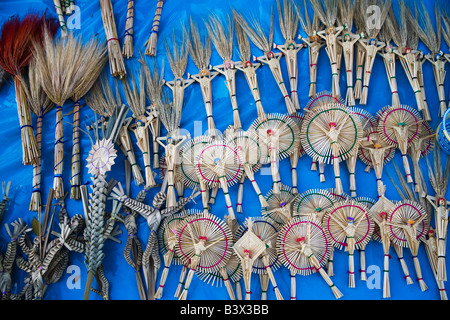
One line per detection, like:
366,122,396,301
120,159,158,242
269,147,281,194
122,0,134,59
347,244,355,288
224,70,241,130
290,271,296,300
308,47,320,98
53,104,65,199
179,254,200,301
166,165,177,208
155,249,174,299
267,60,295,115
236,173,245,213
200,180,209,213
244,165,268,208
261,255,283,300
383,253,390,298
219,267,236,300
412,255,428,292
332,154,343,195
359,247,367,281
393,244,413,285
30,112,44,211
290,151,299,194
145,0,164,56
70,100,81,200
219,176,236,222
53,0,68,38
327,247,335,277
119,130,144,186
401,153,413,184
208,185,218,205
174,264,188,298
310,254,342,299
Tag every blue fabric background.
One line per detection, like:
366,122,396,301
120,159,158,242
0,0,448,300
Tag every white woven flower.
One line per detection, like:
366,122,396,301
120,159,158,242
86,139,117,176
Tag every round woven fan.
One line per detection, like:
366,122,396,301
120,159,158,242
287,112,306,194
175,211,233,300
292,188,337,222
195,137,243,224
250,113,301,194
235,217,284,300
388,200,429,292
323,199,373,288
301,103,363,195
377,105,423,183
277,215,343,299
86,138,117,176
262,184,298,225
225,129,268,210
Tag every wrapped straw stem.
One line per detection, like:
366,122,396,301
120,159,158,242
70,100,81,200
260,254,283,300
427,57,447,117
393,244,413,285
359,246,367,281
53,104,64,199
208,185,218,205
122,0,134,59
381,52,401,106
259,273,269,300
345,155,357,198
360,43,384,105
191,72,217,135
219,267,236,300
214,64,241,130
289,149,299,194
53,0,68,38
145,0,164,56
118,125,144,186
236,62,266,120
244,165,268,208
236,172,245,213
175,264,188,298
155,245,175,299
354,43,366,100
307,42,323,98
29,110,44,211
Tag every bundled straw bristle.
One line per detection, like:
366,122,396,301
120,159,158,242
165,31,189,79
186,17,212,70
276,0,299,41
233,8,274,53
205,14,234,62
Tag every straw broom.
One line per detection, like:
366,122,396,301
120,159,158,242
324,199,373,288
25,58,54,212
233,16,266,120
122,0,135,59
123,68,157,189
250,113,300,194
233,8,295,115
34,32,107,199
277,215,343,299
0,14,58,167
298,0,325,98
388,200,429,291
175,211,233,300
377,105,422,184
145,0,164,56
274,0,304,111
301,103,363,195
100,0,126,79
310,0,343,99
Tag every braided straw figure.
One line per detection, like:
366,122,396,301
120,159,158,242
424,228,448,300
424,145,450,282
235,217,284,300
262,184,297,225
224,129,268,211
287,113,305,194
175,211,233,300
298,0,325,98
274,0,304,111
206,14,242,130
194,137,243,228
324,199,373,288
301,103,363,195
250,113,300,194
309,0,343,99
186,18,219,136
141,55,165,169
377,105,422,184
233,14,266,121
145,0,164,56
33,32,107,199
304,91,346,179
1,219,27,300
388,200,429,292
100,0,126,78
234,8,295,115
277,215,343,299
123,69,157,189
0,15,58,167
157,101,189,208
122,0,135,59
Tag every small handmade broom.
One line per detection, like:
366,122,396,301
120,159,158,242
145,0,164,56
122,0,135,59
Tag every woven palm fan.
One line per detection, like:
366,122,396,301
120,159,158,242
206,14,242,130
0,14,58,166
310,0,343,99
157,101,189,208
388,200,429,292
224,128,268,211
424,145,450,282
277,215,343,299
233,8,295,115
175,211,233,300
186,18,219,136
164,31,195,114
233,15,266,121
274,0,304,111
235,217,284,300
155,210,191,299
141,54,165,169
34,32,107,199
287,112,305,194
377,104,422,184
301,103,363,195
25,58,54,211
356,0,391,105
408,122,435,194
304,91,345,179
355,196,376,281
298,0,325,98
368,183,397,298
262,184,297,225
324,199,373,288
122,68,157,189
250,113,300,194
194,136,243,227
196,250,242,300
145,0,164,56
